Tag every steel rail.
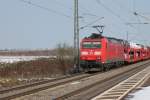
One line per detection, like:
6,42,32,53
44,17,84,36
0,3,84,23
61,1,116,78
92,65,150,100
1,61,150,100
55,61,150,100
0,72,85,94
0,72,99,100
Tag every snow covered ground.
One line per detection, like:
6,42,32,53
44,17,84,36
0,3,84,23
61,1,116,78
126,86,150,100
0,56,52,63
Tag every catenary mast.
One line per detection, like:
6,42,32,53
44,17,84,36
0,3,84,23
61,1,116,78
74,0,80,71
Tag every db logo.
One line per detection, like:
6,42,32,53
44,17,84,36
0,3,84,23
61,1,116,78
89,51,93,55
89,50,94,55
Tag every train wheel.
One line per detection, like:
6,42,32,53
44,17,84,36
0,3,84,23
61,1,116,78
115,62,120,68
104,64,110,71
101,64,105,72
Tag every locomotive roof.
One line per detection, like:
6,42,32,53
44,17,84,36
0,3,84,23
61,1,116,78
106,37,124,42
85,33,124,39
84,33,129,45
83,33,149,48
84,33,127,43
84,33,104,39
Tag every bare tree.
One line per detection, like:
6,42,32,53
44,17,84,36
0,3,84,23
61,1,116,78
55,43,74,74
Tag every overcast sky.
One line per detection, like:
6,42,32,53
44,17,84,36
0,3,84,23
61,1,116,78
0,0,150,49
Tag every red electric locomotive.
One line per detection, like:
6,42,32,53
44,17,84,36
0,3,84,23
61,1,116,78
80,32,150,72
80,33,127,71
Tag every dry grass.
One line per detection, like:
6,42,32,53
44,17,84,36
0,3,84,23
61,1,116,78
0,58,73,87
0,58,73,78
0,43,74,87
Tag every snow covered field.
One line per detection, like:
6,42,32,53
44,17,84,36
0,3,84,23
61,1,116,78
0,56,52,63
127,86,150,100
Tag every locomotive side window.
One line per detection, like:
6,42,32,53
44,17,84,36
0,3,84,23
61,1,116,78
82,42,101,48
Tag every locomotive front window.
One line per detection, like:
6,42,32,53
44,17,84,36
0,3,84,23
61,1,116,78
82,42,101,48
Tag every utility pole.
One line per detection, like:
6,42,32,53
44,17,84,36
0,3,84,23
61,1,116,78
74,0,80,71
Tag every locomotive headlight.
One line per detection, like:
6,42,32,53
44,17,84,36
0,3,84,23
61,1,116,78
94,51,101,55
81,51,88,55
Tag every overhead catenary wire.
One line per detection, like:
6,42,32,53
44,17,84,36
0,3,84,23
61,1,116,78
132,0,141,31
110,0,131,13
51,0,99,19
96,0,137,30
80,17,104,29
126,22,149,25
20,0,105,31
19,0,72,19
52,0,73,11
110,0,148,25
50,0,105,30
95,0,143,42
132,1,150,23
81,13,99,18
96,0,121,19
139,12,150,15
53,0,86,12
135,12,150,21
76,1,100,18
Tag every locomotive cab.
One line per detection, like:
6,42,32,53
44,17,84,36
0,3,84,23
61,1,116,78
80,33,105,71
80,33,125,71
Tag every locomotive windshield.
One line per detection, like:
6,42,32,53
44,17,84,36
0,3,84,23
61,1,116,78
82,41,101,48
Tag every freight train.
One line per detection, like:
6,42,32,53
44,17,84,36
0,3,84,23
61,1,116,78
80,33,150,71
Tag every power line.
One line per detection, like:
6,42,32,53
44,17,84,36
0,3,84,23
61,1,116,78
52,0,105,30
96,0,127,24
132,2,150,24
80,17,104,29
79,4,92,14
52,0,73,11
44,0,101,27
135,12,150,21
96,0,121,19
110,0,133,14
19,0,72,19
96,0,137,30
126,22,149,25
139,12,150,15
102,0,147,28
50,0,99,19
81,13,99,18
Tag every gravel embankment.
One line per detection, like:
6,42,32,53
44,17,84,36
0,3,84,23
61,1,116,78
142,77,150,87
13,60,150,100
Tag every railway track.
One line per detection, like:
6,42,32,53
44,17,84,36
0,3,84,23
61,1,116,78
0,72,99,100
92,64,150,100
1,60,150,100
55,61,150,100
